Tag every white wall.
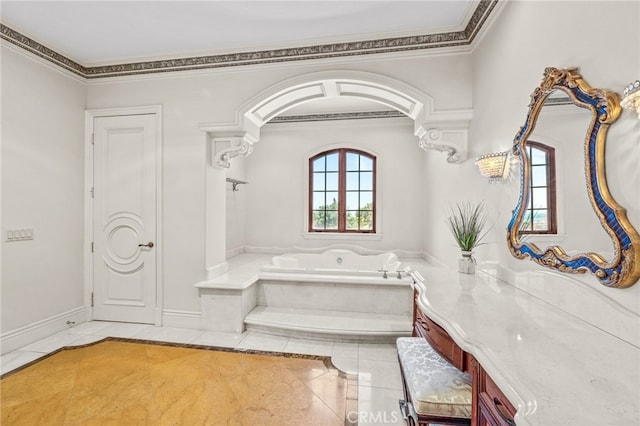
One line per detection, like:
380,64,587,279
4,0,638,342
225,155,247,257
242,117,423,254
1,45,87,335
430,0,640,317
86,54,473,312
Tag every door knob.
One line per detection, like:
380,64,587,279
138,242,154,248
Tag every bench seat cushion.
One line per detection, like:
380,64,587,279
397,337,472,419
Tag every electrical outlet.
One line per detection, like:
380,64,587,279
6,228,34,241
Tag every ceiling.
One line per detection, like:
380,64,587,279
0,1,497,115
1,1,485,68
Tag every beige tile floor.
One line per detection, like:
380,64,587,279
1,321,405,426
2,340,352,425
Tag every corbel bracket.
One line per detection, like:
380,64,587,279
212,136,254,169
418,128,465,163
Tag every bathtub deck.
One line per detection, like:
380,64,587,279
245,306,412,343
196,253,414,340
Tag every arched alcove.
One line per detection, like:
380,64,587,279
200,71,473,278
201,71,473,167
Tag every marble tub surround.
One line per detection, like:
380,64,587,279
196,254,269,332
250,278,412,342
196,252,413,340
1,338,355,426
407,261,640,426
264,249,402,273
198,253,271,290
245,307,412,343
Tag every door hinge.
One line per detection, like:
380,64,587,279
91,242,94,253
90,187,94,198
91,133,94,145
91,292,94,307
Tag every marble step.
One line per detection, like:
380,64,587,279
244,306,412,343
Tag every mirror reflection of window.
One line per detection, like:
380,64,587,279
521,141,557,234
309,149,376,233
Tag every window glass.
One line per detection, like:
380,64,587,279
312,173,325,191
360,191,373,209
360,156,373,171
531,165,547,187
326,172,339,191
312,157,325,172
522,142,557,234
346,152,359,171
530,148,546,165
325,153,339,171
360,172,373,191
312,192,325,210
325,211,338,229
532,210,549,231
346,172,359,190
309,149,376,233
325,192,338,209
346,192,359,211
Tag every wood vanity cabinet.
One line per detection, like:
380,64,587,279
413,296,466,371
475,365,516,426
413,289,516,425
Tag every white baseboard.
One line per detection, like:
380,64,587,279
0,306,90,355
162,310,202,329
422,251,448,268
225,246,245,259
206,261,229,280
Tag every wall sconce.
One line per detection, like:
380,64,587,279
475,151,510,183
621,80,640,118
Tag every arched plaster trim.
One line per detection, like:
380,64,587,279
202,70,472,167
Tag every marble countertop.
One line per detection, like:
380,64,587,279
405,260,640,426
195,254,270,290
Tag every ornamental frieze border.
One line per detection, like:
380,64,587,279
0,0,498,79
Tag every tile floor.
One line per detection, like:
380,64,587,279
1,321,406,426
2,340,351,425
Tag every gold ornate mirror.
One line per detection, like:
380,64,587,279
507,67,640,288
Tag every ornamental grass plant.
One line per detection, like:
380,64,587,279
447,201,489,252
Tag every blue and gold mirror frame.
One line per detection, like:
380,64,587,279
507,67,640,288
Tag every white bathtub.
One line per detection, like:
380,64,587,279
260,249,405,279
254,250,414,340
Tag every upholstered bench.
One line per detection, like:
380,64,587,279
397,337,472,426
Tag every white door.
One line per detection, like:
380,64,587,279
92,114,158,324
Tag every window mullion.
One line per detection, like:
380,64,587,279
338,149,346,231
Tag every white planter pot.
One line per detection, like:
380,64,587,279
458,251,475,274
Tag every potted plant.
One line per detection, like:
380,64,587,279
447,201,489,274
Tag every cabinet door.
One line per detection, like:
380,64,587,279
478,392,516,426
478,392,498,426
477,364,516,426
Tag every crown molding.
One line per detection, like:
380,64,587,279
268,110,406,124
0,0,498,79
0,24,86,77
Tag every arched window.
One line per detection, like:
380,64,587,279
309,149,376,233
521,141,557,234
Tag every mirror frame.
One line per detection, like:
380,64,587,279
507,67,640,288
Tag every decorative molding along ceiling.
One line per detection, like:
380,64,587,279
268,110,406,124
0,0,498,79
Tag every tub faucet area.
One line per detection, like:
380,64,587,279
378,269,406,279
